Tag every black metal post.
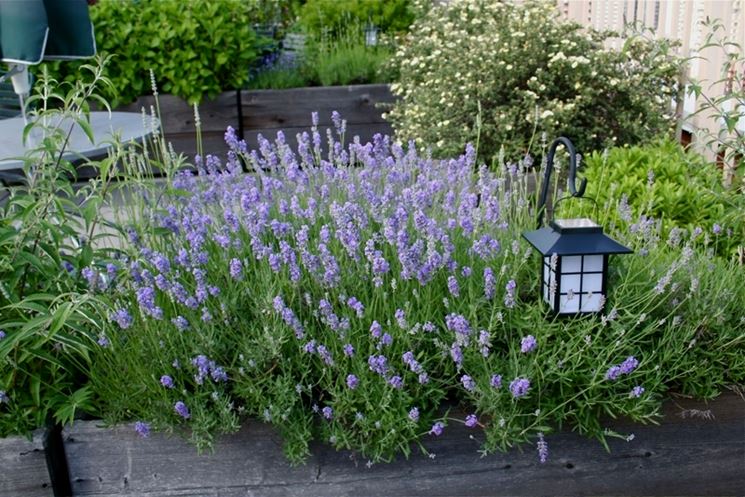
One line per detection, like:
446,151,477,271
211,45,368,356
44,422,73,497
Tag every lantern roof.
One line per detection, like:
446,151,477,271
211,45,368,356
522,218,633,256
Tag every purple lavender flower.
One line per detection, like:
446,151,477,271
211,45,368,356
429,422,445,436
504,279,517,308
520,335,537,353
229,258,243,280
537,433,548,463
317,344,334,366
303,340,317,354
346,296,365,318
82,266,99,288
509,377,531,398
97,335,110,347
445,313,471,338
483,267,496,299
171,316,189,331
346,374,359,389
322,406,333,420
620,356,639,374
380,333,393,347
630,385,645,398
408,407,420,422
134,421,150,438
450,343,463,366
343,343,355,357
490,374,502,389
461,375,476,392
370,321,383,338
160,375,174,388
0,330,5,340
136,287,163,320
395,309,407,329
0,391,8,403
465,414,478,428
712,224,722,235
368,354,389,376
605,365,622,381
447,275,460,297
388,375,404,389
174,401,190,419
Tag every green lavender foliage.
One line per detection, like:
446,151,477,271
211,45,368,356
87,122,744,464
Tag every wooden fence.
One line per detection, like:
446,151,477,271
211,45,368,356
2,393,742,496
116,84,395,161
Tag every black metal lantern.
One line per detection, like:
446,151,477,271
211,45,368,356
522,137,632,315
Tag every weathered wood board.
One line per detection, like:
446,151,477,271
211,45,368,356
117,85,395,161
64,393,744,496
0,429,54,497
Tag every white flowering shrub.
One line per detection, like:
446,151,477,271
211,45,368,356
387,0,684,162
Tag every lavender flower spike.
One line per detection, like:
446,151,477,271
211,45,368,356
509,377,531,398
134,421,151,438
520,335,537,353
174,401,190,419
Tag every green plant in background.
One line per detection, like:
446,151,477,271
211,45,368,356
686,18,745,191
43,0,262,106
307,27,395,87
0,60,119,436
387,0,684,163
247,26,395,89
299,0,414,38
567,140,745,259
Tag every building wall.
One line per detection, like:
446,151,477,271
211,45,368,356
557,0,744,168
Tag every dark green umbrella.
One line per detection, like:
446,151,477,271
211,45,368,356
0,0,95,64
0,0,95,95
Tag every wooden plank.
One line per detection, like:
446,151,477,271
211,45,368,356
65,393,744,496
0,429,54,497
116,93,238,136
240,84,395,129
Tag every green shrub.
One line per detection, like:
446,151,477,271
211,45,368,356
0,63,116,436
299,0,414,38
44,0,262,106
248,28,395,89
387,0,684,162
568,140,745,259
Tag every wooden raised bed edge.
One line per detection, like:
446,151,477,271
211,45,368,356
48,392,744,496
115,84,395,160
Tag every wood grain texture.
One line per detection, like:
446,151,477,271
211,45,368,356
65,393,744,497
119,85,395,160
0,429,54,497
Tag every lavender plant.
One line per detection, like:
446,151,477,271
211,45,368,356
90,114,744,464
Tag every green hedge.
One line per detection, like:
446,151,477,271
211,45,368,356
44,0,262,106
298,0,414,37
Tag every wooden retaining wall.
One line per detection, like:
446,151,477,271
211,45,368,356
0,430,53,497
53,393,744,496
116,84,395,161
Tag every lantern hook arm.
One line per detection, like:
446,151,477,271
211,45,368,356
536,136,586,228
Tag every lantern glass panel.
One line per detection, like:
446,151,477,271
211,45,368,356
580,292,604,312
559,294,580,313
562,255,582,272
542,256,555,307
583,255,604,272
582,273,603,293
